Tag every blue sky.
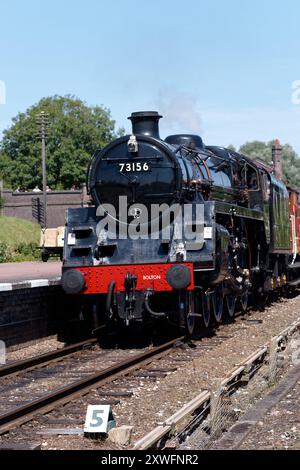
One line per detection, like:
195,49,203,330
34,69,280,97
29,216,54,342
1,0,300,151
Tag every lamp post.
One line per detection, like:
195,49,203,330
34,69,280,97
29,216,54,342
36,112,49,228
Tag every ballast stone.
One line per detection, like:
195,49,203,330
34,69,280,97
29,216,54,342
108,425,133,446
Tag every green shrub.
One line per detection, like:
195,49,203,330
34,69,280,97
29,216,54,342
14,242,40,261
0,241,40,263
0,242,12,263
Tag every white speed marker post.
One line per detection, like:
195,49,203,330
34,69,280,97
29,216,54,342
84,405,116,438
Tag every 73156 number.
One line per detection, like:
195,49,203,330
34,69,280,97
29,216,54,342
119,162,149,172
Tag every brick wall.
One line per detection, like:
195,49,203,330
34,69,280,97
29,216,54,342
1,188,91,228
0,286,80,347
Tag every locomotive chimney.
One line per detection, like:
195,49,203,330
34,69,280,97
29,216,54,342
128,111,162,139
272,139,282,180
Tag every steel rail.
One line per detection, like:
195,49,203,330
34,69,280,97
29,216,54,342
0,336,184,435
133,318,300,450
0,338,98,378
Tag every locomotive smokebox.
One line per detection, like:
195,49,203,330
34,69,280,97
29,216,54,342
128,111,162,139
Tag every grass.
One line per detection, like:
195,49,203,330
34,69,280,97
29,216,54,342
0,216,41,262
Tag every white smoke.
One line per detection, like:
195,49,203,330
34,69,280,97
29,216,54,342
156,88,202,134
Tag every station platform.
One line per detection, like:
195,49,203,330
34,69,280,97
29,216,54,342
0,261,61,291
0,261,63,346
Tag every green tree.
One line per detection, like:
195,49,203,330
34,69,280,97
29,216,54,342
239,140,300,187
227,144,236,152
0,95,123,190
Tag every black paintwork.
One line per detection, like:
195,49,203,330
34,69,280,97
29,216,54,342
62,112,292,324
128,111,162,139
165,134,205,149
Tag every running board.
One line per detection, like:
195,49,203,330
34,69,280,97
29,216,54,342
288,277,300,286
288,262,300,270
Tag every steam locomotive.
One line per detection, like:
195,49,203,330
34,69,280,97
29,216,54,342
61,111,300,335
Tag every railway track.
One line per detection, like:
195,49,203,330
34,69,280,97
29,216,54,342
0,299,256,381
0,304,262,442
133,317,300,450
0,301,280,441
0,336,184,435
0,338,98,378
1,292,299,449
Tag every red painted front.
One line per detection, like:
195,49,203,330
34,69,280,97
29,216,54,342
73,263,194,294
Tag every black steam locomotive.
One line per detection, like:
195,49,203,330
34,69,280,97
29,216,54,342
61,111,294,335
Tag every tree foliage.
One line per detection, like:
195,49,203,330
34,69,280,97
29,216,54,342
227,144,237,152
0,95,123,190
239,140,300,188
1,99,300,190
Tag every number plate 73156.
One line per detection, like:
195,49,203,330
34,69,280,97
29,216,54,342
119,162,150,172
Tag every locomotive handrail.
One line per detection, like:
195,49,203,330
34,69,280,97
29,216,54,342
86,153,98,195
